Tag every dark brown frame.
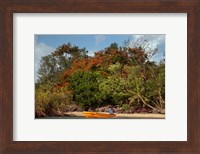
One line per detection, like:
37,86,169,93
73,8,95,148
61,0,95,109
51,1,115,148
0,0,200,153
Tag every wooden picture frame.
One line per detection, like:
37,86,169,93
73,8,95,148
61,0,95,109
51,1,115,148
0,0,199,153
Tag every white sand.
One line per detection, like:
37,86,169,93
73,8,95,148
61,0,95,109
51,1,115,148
64,112,165,119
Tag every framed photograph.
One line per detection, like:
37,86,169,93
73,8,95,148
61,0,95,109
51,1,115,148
0,0,199,153
34,34,166,120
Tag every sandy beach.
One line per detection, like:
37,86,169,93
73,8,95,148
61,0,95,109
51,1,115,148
63,112,165,119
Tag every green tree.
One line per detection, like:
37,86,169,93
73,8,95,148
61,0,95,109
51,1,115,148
99,63,129,106
68,71,101,109
36,43,88,86
37,54,59,86
53,43,88,61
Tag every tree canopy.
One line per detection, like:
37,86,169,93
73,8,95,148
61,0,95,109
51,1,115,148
35,41,165,116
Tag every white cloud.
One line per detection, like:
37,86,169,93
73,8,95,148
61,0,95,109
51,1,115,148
34,39,55,81
127,34,165,62
131,34,165,49
88,49,96,57
133,35,144,40
94,35,106,45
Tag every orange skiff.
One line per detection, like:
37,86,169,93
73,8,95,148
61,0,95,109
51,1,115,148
83,111,116,118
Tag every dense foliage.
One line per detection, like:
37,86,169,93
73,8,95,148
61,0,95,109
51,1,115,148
35,42,165,116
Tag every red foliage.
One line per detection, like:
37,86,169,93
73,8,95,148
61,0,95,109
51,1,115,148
63,47,143,80
51,46,148,93
63,54,105,79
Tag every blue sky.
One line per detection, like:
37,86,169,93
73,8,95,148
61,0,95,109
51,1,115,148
35,34,165,81
36,34,133,56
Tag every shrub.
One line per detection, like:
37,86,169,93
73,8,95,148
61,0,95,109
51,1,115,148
35,86,73,115
121,104,130,111
125,64,165,110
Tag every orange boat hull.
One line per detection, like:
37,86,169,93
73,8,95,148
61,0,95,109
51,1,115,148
83,111,116,118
